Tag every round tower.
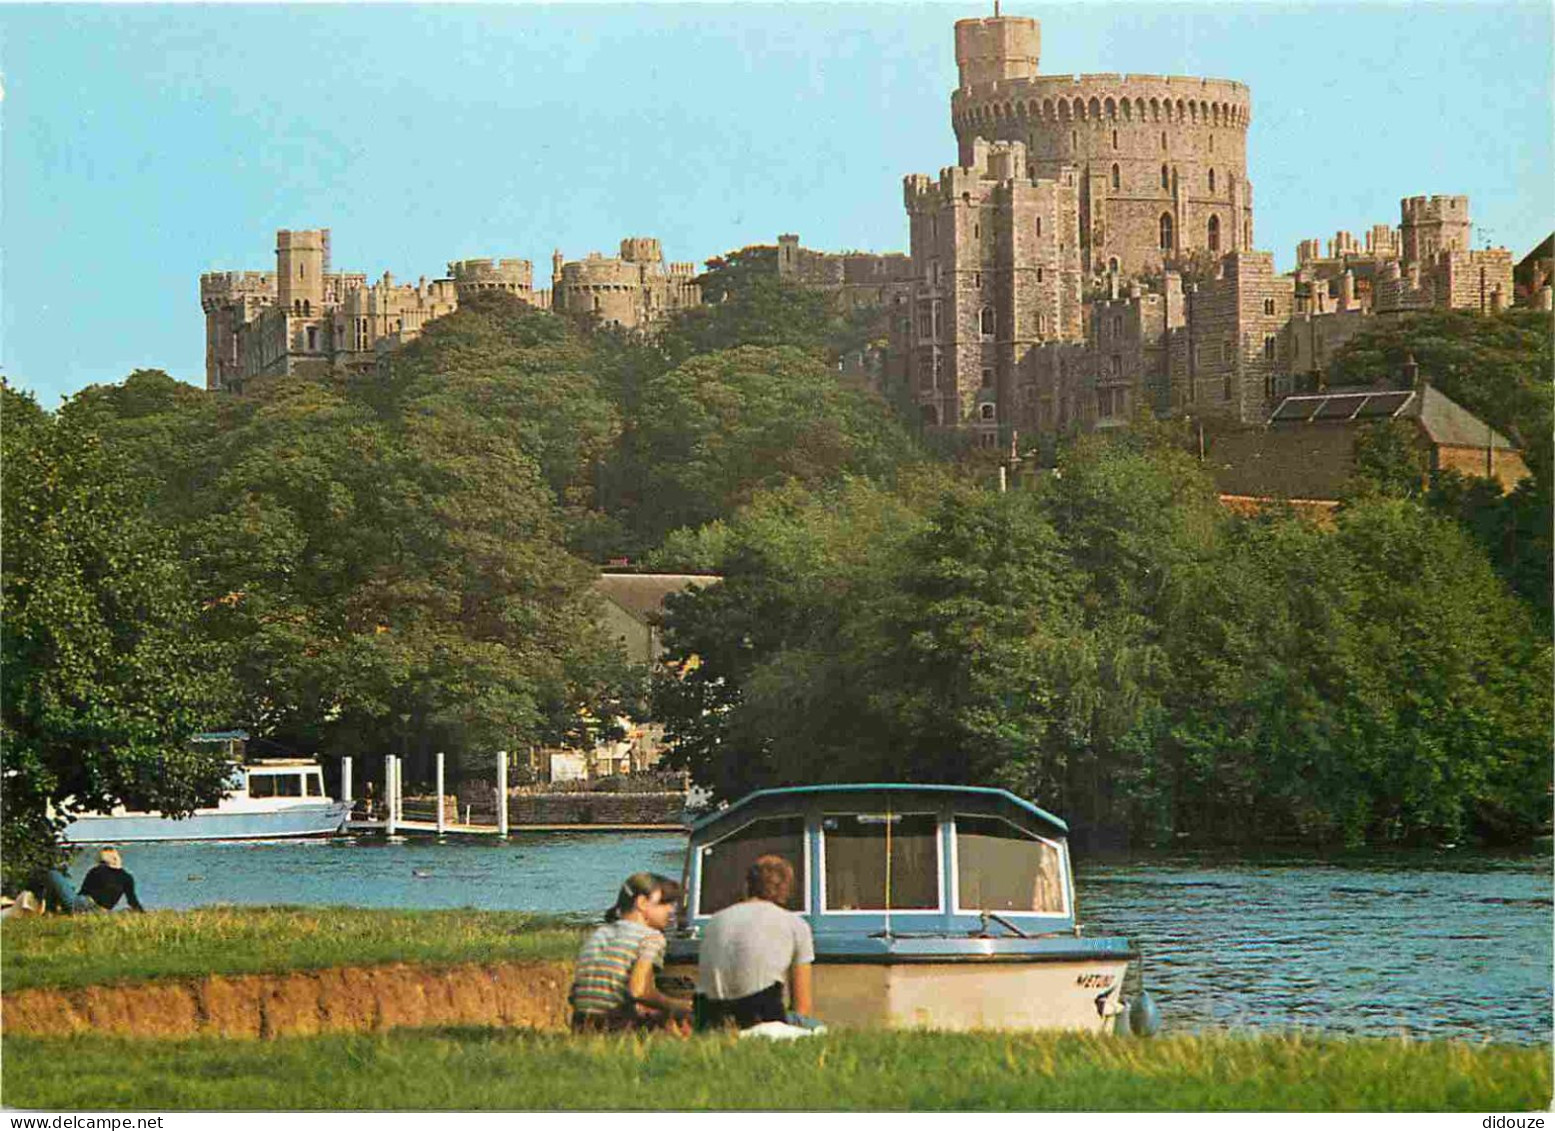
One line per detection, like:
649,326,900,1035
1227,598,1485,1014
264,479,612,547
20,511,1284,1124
448,257,535,302
949,14,1253,280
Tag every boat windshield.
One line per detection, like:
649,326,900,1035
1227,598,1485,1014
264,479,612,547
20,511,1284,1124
954,813,1067,914
697,815,805,916
248,772,305,799
822,813,939,911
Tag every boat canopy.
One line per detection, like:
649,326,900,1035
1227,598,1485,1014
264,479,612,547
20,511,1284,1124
682,784,1076,938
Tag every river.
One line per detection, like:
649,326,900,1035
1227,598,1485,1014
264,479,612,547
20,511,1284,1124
63,835,1552,1045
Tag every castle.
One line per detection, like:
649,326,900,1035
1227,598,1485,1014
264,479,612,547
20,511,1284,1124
894,14,1518,446
200,233,697,391
200,9,1528,456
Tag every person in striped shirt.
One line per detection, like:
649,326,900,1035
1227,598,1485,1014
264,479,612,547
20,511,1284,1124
569,871,692,1032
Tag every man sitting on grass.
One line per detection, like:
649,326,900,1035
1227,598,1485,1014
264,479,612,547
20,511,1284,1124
32,847,145,914
694,854,821,1032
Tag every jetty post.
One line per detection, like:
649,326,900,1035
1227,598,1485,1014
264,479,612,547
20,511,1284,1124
384,754,397,837
436,751,446,836
341,756,353,812
496,749,509,838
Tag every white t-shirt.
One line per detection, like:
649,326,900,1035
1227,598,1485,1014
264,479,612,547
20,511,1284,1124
697,899,815,1002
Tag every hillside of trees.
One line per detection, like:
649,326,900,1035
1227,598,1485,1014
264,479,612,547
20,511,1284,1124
3,290,1549,882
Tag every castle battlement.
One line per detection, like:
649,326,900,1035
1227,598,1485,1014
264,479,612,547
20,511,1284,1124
1401,195,1469,222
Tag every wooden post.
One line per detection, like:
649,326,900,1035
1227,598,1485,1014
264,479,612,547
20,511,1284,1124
436,751,446,836
496,749,510,838
341,756,353,808
384,754,397,837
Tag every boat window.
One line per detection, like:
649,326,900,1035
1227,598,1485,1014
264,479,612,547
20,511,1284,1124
822,813,939,911
955,814,1066,914
697,815,806,916
306,772,323,797
248,773,304,799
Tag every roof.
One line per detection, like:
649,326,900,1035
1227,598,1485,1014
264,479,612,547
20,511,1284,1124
193,730,250,742
594,572,721,624
1267,385,1514,450
690,783,1069,835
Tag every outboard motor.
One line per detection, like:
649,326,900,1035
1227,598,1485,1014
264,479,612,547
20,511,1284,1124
1127,990,1162,1037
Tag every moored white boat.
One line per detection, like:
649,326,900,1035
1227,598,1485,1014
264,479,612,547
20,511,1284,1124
61,759,351,844
662,783,1159,1034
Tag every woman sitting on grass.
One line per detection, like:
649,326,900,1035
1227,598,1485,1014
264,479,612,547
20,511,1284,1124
569,872,692,1033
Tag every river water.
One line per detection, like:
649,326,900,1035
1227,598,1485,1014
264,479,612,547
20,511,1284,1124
64,835,1552,1045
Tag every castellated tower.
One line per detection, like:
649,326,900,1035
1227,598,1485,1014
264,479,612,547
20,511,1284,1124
949,14,1253,280
276,229,327,315
1399,195,1471,264
448,258,535,302
903,137,1083,443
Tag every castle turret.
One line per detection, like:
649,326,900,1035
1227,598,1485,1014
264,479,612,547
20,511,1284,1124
1400,195,1471,265
276,229,327,316
954,15,1040,90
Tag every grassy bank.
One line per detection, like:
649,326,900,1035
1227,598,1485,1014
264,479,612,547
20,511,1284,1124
0,908,583,991
3,1028,1548,1111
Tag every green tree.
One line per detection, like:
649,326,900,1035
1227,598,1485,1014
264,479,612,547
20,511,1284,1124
1327,309,1554,484
625,345,918,548
1,384,234,890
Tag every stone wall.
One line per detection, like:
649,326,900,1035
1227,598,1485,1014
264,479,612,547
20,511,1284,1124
456,785,687,826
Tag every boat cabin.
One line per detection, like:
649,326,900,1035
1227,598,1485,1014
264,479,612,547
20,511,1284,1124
680,784,1076,939
239,760,328,801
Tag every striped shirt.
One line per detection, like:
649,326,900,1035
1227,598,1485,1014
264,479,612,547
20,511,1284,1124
569,919,666,1016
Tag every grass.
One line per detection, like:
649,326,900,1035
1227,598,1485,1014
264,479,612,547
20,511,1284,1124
2,1028,1548,1111
0,908,584,991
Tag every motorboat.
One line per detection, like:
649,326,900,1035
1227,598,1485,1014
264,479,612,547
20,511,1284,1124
60,759,351,844
661,783,1159,1034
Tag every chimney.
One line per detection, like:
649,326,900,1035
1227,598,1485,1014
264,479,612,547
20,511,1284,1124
1402,351,1421,390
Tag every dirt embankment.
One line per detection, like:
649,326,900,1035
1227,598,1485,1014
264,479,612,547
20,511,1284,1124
2,961,573,1040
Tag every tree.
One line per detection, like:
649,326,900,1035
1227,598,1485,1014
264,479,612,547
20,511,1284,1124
1327,309,1554,485
1,384,234,891
624,345,919,549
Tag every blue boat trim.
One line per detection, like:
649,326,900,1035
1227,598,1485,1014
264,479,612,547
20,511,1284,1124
669,934,1134,965
688,783,1068,836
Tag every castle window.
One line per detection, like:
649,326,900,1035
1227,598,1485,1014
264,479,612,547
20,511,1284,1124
1071,130,1077,148
1159,213,1175,252
1224,374,1233,400
980,368,993,388
980,307,995,337
1111,164,1120,190
1209,169,1216,193
1263,335,1277,360
974,272,982,288
1210,134,1215,153
1112,129,1119,149
980,403,996,421
1161,165,1169,190
1036,217,1042,237
1208,215,1221,253
307,326,317,351
1263,298,1276,316
303,300,311,316
974,225,980,239
1110,355,1122,379
1037,268,1044,282
1108,257,1119,274
1112,315,1122,337
1161,131,1167,150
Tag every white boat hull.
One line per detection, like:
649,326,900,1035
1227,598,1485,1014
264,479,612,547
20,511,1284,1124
663,956,1130,1033
61,800,351,844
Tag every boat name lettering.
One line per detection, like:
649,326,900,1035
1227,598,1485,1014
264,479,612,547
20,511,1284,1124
1075,973,1114,989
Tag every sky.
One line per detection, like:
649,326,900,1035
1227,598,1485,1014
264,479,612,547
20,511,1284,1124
2,1,1551,405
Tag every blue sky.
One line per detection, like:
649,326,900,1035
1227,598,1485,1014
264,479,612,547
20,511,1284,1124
2,2,1551,405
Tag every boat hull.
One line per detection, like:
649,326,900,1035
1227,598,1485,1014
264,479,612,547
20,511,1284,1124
662,942,1132,1033
61,801,352,844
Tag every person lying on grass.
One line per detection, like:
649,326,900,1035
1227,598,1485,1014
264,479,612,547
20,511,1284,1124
694,854,821,1032
569,871,693,1034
